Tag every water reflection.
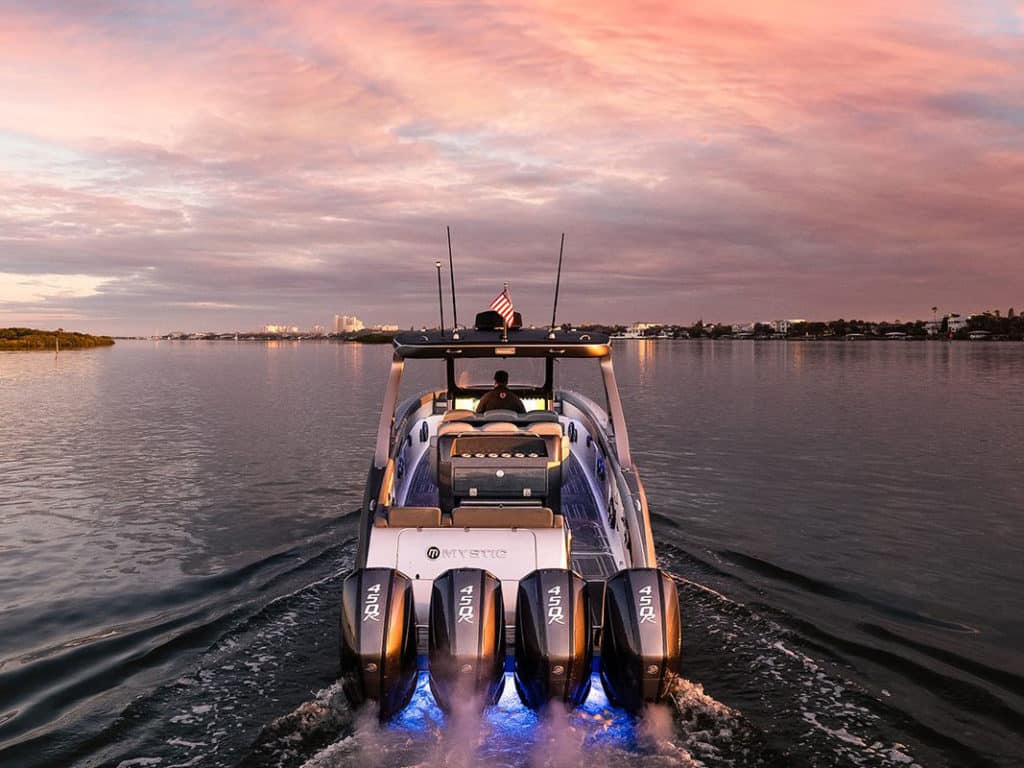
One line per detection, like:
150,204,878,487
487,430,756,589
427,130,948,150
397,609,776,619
2,339,1023,765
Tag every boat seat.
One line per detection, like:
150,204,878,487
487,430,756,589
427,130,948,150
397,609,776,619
430,422,478,478
526,422,563,437
442,409,476,422
480,421,519,432
527,423,570,469
442,409,559,427
437,421,478,437
520,410,560,423
477,409,521,421
435,419,566,514
452,506,559,528
375,506,447,528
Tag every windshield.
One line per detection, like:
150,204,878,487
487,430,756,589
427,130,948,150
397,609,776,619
451,358,548,412
453,358,545,390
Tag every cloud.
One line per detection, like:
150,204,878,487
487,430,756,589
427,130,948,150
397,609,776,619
0,272,114,303
0,0,1021,333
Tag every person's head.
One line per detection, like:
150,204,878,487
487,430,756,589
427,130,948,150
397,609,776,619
494,370,509,387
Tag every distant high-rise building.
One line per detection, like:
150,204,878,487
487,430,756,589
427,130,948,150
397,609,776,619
310,324,326,336
333,314,364,333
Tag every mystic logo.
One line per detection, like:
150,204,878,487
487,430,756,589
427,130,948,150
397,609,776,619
457,585,475,624
546,584,565,625
426,547,507,560
637,584,656,624
362,582,382,622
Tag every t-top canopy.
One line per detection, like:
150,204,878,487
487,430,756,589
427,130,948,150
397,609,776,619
392,328,610,359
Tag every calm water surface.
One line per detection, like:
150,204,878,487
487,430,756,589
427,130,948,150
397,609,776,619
0,340,1021,767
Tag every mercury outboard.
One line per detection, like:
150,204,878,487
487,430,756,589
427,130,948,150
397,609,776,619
338,567,419,720
514,568,592,709
599,568,682,712
428,568,506,710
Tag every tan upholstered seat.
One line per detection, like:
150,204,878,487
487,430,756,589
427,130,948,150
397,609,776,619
525,422,568,465
438,422,477,437
385,506,443,527
452,506,555,528
442,409,475,422
526,422,563,436
480,421,519,433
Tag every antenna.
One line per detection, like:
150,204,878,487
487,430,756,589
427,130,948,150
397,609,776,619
447,226,460,339
548,233,565,339
435,261,446,335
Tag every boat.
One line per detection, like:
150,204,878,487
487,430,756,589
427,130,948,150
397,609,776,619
339,308,681,720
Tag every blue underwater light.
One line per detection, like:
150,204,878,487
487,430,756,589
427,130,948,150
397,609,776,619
389,671,637,752
391,672,442,733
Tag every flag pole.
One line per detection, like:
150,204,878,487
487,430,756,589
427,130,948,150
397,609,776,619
502,281,509,342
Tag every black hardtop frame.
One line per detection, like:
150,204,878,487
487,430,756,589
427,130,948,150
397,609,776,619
393,328,610,359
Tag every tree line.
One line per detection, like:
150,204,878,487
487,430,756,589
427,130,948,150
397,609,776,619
593,308,1024,340
0,328,115,350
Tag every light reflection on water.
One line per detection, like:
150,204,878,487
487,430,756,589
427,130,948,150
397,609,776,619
391,672,636,752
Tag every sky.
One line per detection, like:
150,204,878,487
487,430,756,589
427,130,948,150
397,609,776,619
0,1,1022,334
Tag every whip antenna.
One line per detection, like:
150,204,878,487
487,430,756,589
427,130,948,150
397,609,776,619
435,260,446,335
447,225,460,339
548,233,565,339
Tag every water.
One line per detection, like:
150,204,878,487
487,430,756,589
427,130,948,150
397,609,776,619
1,339,1021,767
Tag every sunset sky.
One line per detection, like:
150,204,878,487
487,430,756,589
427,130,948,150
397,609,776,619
1,1,1022,334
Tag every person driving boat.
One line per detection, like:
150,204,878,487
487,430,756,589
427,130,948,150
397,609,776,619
475,369,526,414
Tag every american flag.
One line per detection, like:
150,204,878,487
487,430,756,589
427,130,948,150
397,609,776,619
489,286,515,327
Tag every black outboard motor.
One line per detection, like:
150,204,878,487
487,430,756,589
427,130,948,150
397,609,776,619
338,567,419,721
514,568,592,709
428,568,506,710
599,568,682,713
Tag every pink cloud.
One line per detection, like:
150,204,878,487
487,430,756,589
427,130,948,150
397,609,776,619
0,1,1021,333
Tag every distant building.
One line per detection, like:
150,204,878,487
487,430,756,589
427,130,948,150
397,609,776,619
771,319,805,334
310,324,326,336
333,314,364,333
924,319,943,336
948,315,968,332
371,324,399,332
262,324,299,334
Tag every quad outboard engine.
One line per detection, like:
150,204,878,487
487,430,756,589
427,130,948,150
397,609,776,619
514,568,592,709
338,567,419,721
599,568,682,713
428,568,506,710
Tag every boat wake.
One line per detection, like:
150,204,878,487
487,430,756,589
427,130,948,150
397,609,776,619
61,538,959,768
242,673,768,768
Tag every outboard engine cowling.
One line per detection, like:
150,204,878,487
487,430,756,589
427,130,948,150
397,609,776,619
599,568,682,713
338,567,418,721
514,568,592,709
428,568,506,710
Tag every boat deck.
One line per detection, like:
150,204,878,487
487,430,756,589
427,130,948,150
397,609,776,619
404,452,617,579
